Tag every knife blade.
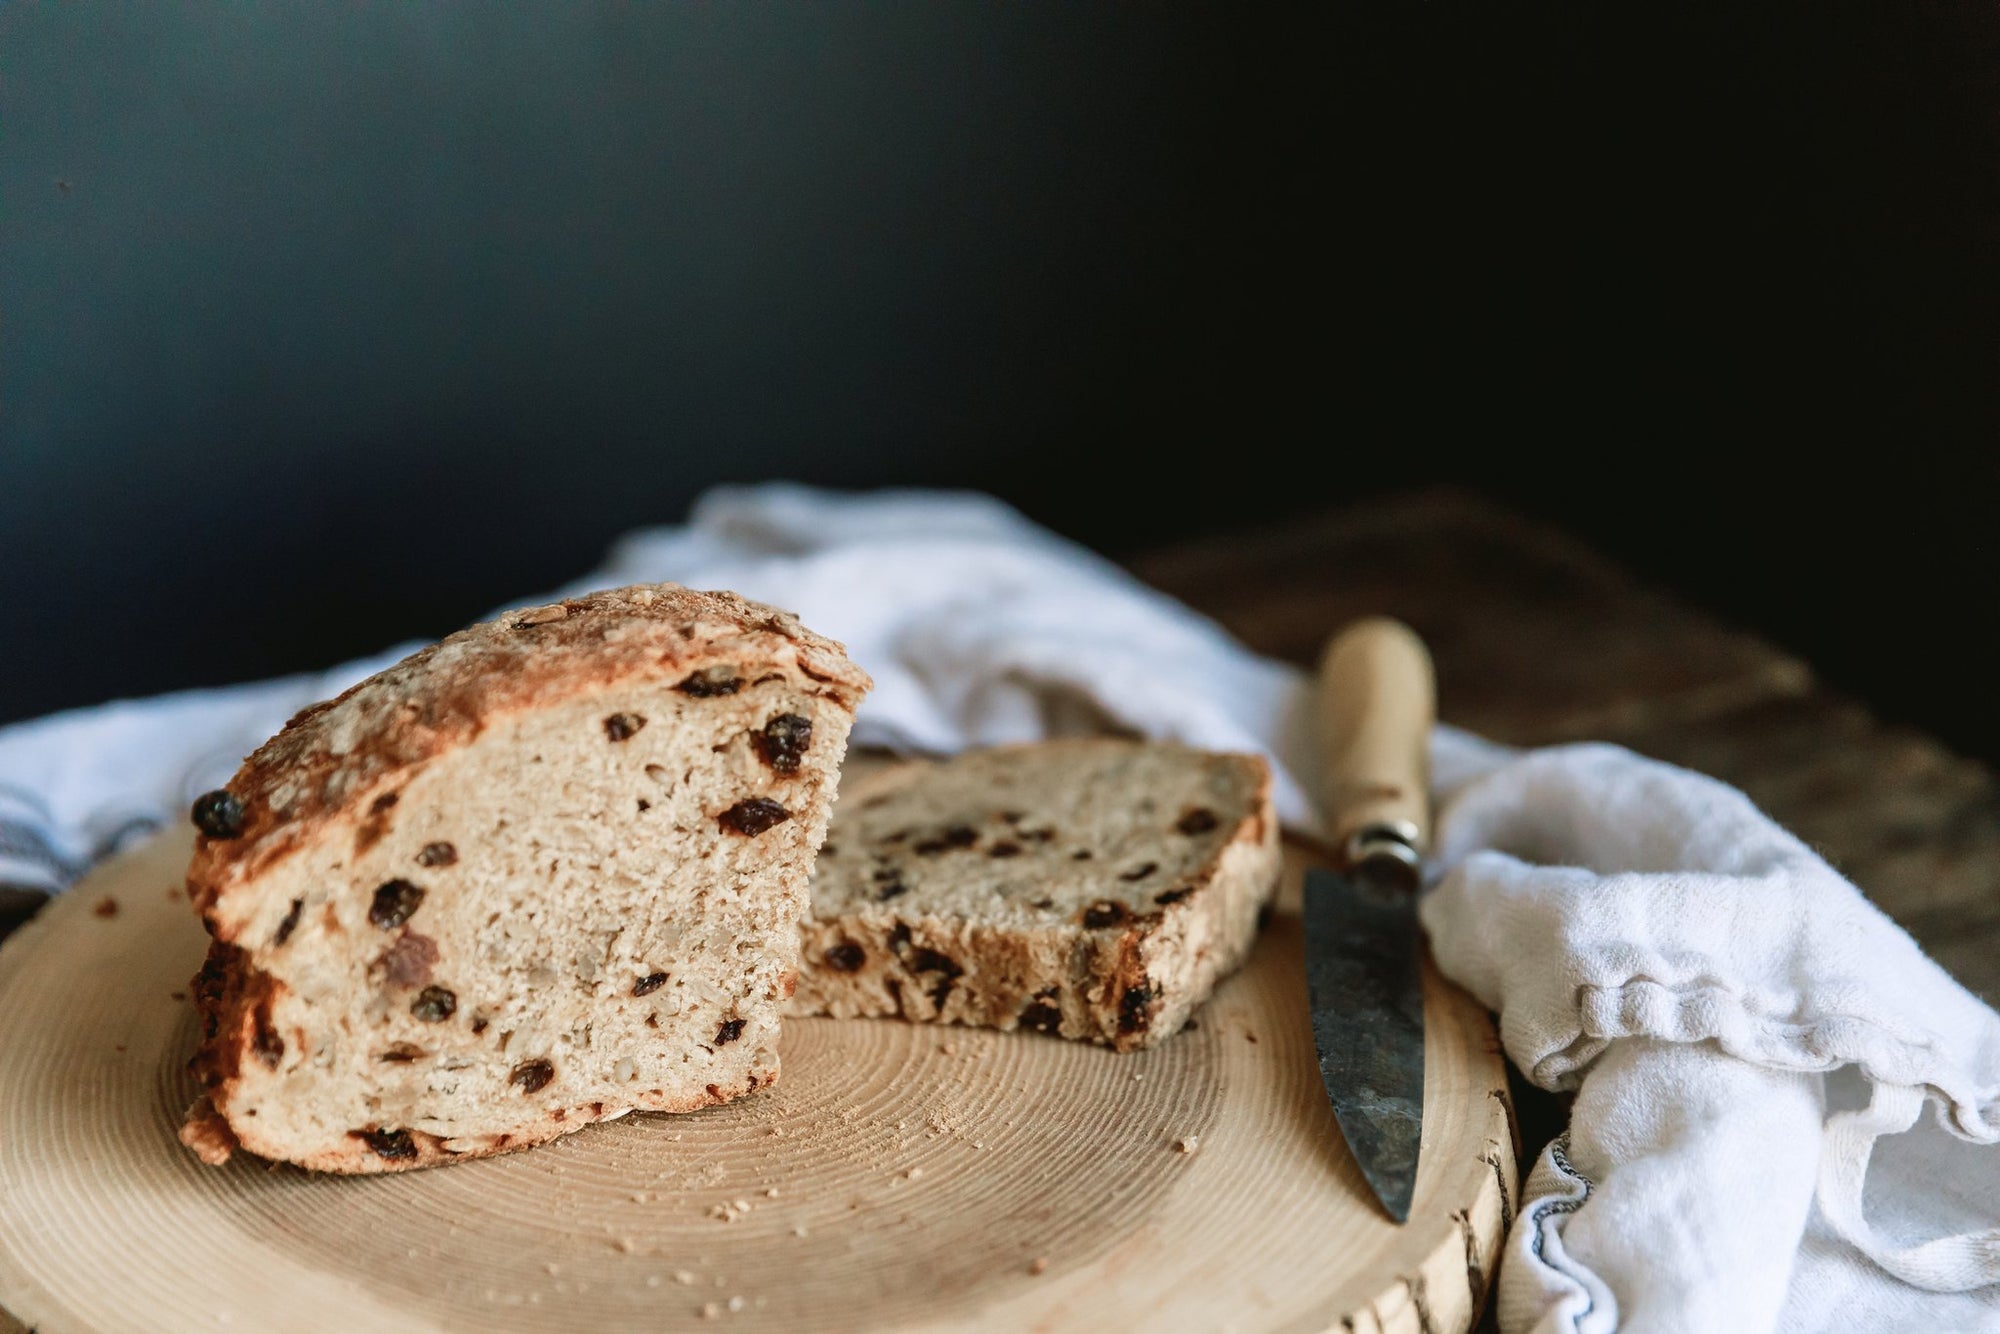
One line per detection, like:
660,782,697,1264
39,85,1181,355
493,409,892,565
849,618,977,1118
1303,616,1435,1224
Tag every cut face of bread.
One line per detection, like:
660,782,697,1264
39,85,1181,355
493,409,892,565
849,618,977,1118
180,585,868,1173
795,740,1280,1051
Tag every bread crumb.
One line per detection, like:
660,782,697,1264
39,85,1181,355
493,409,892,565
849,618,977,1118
612,1237,636,1253
544,1263,561,1276
517,603,570,625
941,1041,958,1056
699,1301,720,1320
763,1186,779,1198
727,1296,746,1313
1029,1256,1049,1275
792,1224,808,1238
675,1271,696,1285
904,1166,923,1181
94,896,118,918
1175,1135,1200,1154
646,1275,664,1288
1133,1072,1144,1082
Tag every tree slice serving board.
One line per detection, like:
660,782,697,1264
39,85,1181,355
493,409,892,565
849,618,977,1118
0,829,1516,1333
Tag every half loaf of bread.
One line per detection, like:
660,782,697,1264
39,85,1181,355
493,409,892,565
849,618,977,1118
180,585,869,1173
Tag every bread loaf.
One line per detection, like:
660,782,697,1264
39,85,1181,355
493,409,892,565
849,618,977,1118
179,584,869,1173
795,740,1279,1051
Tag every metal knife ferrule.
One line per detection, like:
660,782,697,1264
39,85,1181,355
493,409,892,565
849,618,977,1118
1342,821,1423,877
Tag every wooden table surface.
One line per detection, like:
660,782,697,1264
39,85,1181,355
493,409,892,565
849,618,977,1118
1130,491,2000,1008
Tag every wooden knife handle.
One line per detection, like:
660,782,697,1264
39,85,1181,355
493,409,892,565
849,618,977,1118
1315,617,1435,859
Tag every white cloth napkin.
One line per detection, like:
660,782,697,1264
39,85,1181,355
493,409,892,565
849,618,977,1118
2,484,1996,1331
1428,745,2000,1332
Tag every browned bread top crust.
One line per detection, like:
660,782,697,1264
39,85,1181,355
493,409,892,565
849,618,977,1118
187,584,870,926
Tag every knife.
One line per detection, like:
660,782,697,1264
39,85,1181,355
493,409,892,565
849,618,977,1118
1303,616,1435,1224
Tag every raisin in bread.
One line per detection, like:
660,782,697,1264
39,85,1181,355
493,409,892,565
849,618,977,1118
179,585,869,1173
795,740,1279,1051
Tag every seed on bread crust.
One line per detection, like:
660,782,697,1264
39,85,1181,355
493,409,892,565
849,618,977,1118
191,790,246,839
715,1018,746,1045
633,971,669,996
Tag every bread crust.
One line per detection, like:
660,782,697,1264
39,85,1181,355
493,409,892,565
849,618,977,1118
188,585,866,929
182,583,868,1171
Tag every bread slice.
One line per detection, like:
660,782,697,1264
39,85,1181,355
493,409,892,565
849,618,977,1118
794,740,1280,1051
178,585,869,1173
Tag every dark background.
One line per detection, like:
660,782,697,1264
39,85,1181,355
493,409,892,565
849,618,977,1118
5,7,1997,758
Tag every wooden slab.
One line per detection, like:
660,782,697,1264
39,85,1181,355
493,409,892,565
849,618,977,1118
0,829,1514,1333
